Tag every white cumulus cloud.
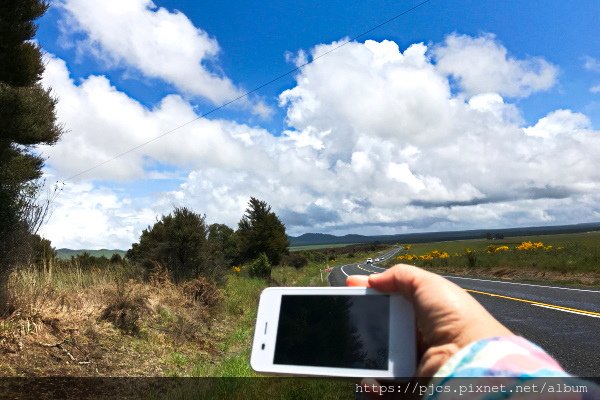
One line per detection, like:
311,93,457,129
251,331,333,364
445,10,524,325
40,54,276,181
57,0,269,116
433,33,558,98
39,34,600,248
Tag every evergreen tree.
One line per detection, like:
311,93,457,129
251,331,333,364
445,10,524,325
208,223,236,267
0,0,63,314
236,198,289,265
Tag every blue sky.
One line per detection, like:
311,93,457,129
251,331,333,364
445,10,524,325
38,0,600,128
33,0,600,248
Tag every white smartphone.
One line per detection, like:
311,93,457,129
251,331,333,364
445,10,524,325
250,287,416,378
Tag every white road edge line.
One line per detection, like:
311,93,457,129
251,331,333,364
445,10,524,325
444,275,600,293
340,265,350,277
532,304,600,318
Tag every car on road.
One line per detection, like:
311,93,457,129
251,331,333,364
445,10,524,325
380,256,385,260
375,258,380,262
366,258,373,264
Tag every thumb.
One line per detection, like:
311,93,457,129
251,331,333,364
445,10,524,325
367,264,427,299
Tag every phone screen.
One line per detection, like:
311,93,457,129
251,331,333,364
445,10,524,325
273,294,390,370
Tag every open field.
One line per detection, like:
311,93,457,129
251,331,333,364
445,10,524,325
383,231,600,286
289,243,358,251
400,231,600,255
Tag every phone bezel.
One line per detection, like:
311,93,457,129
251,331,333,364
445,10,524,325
250,286,416,378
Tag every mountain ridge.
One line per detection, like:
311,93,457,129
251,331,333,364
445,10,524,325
288,222,600,247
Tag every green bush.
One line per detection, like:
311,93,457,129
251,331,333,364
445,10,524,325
249,253,271,278
127,207,217,282
464,249,477,268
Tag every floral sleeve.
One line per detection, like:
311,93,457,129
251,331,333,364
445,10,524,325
434,336,567,378
427,336,600,400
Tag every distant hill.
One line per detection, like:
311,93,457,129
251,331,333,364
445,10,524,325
56,248,127,260
288,222,600,247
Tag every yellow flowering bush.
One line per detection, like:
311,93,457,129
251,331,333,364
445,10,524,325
516,241,545,251
429,250,449,259
398,250,449,262
397,254,417,261
486,245,510,253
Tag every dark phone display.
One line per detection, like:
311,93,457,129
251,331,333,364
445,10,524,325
273,295,389,370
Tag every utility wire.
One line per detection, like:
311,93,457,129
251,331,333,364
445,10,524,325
63,0,432,182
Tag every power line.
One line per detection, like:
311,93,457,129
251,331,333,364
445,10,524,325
64,0,432,182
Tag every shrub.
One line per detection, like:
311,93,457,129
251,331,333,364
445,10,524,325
127,207,215,282
182,277,223,309
284,252,308,269
464,249,477,268
249,253,271,278
147,260,172,287
101,287,151,336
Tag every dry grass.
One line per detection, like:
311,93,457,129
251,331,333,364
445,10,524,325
0,261,228,377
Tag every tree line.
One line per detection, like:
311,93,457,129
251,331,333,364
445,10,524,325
126,197,289,282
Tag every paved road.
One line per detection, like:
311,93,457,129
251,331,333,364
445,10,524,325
328,250,600,376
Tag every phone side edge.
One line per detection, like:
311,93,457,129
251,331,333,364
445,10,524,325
250,288,281,373
389,295,417,377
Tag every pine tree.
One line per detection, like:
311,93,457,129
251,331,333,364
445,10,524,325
0,0,64,314
236,197,289,265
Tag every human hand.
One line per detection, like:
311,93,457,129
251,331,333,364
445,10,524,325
347,264,512,376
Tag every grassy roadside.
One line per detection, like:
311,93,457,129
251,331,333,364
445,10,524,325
0,243,394,380
193,245,396,378
187,274,264,378
154,249,393,398
0,262,235,377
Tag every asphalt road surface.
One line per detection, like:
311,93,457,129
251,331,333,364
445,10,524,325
328,249,600,377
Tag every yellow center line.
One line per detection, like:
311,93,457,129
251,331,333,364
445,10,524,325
466,289,600,317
